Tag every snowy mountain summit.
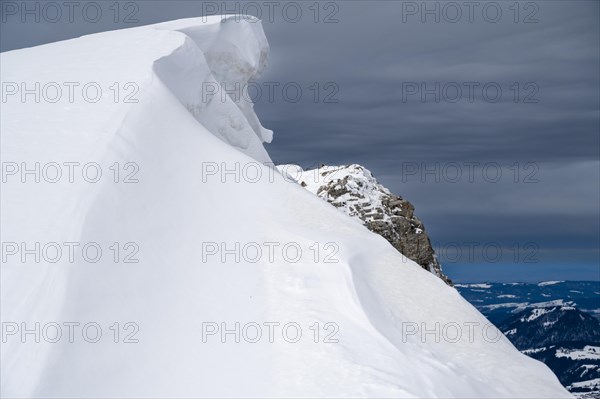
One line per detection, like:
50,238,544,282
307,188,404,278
278,164,452,285
0,16,571,398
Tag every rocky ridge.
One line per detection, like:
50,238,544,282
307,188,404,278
279,164,452,285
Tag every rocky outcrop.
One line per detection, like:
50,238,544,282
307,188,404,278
279,164,452,285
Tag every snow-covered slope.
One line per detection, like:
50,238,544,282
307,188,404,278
0,16,570,398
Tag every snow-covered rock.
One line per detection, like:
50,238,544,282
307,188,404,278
0,16,570,398
278,163,452,284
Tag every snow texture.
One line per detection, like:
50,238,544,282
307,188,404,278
1,16,571,398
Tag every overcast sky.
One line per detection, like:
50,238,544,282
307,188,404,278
2,0,598,282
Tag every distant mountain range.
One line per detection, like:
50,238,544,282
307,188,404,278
456,281,600,398
456,281,600,324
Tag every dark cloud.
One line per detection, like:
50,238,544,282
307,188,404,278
2,0,598,282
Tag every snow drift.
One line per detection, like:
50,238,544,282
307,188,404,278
0,16,570,398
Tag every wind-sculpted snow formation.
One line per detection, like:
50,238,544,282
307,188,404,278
153,16,273,163
0,16,570,397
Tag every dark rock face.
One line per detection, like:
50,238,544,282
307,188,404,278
363,195,452,286
281,164,452,285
